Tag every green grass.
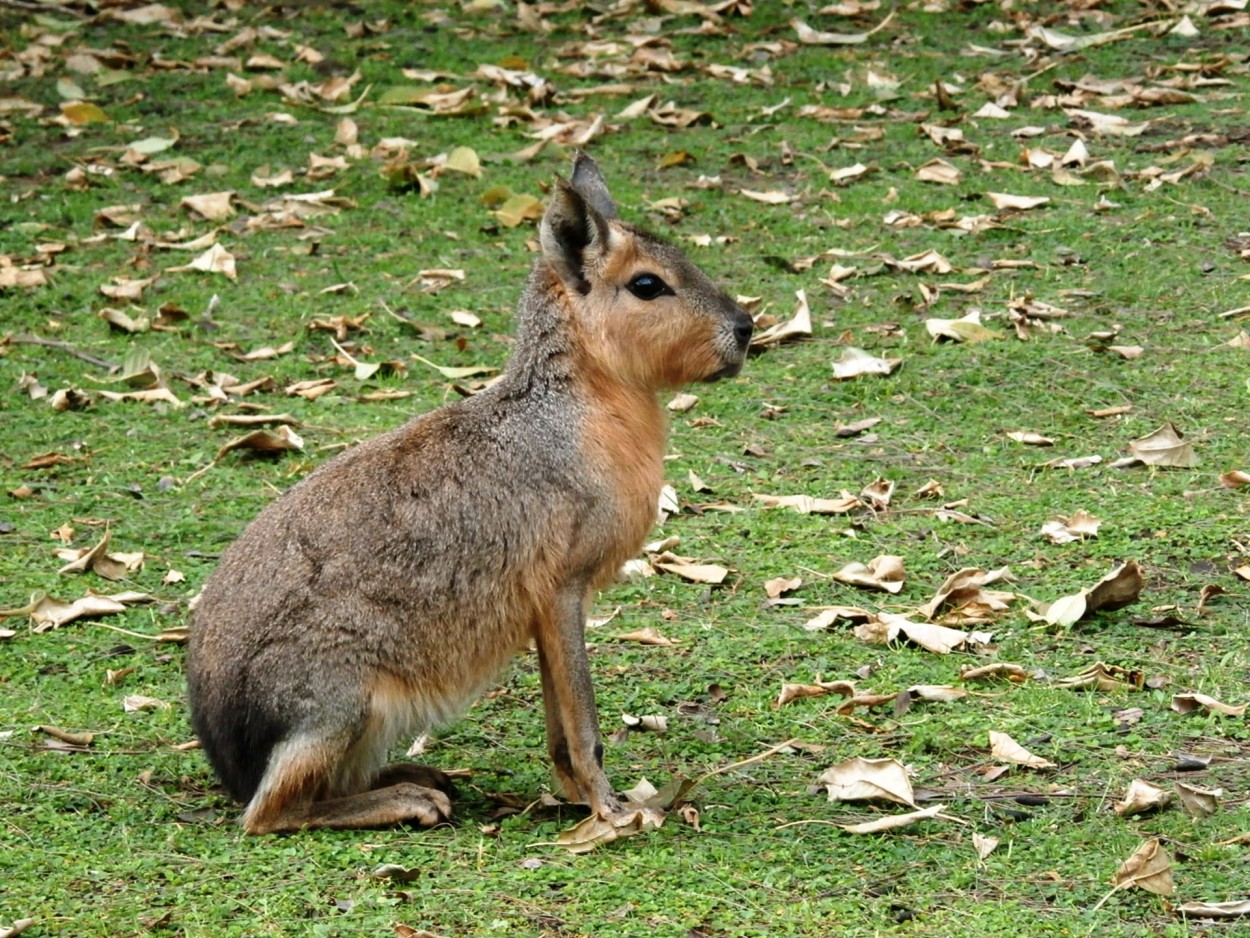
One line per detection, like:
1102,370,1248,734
3,1,1249,936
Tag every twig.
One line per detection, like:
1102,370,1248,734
9,335,116,370
686,737,802,796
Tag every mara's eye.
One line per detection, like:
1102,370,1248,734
626,273,672,301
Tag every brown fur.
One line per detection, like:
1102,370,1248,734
185,153,752,834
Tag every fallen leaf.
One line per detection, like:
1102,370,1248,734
1128,423,1198,468
989,730,1055,769
819,756,915,807
1174,782,1221,818
792,13,894,45
754,492,862,515
750,290,812,348
926,310,1001,343
168,243,237,280
613,627,678,646
1056,662,1143,692
986,192,1051,211
654,558,728,585
739,188,794,205
123,694,170,713
832,554,905,593
1042,560,1144,626
554,808,664,854
839,803,947,834
1007,431,1054,446
764,576,802,599
1040,510,1102,544
1174,900,1250,919
775,680,855,708
1109,838,1173,897
215,425,304,461
28,589,153,632
1114,779,1172,816
831,347,902,380
180,191,236,221
1170,693,1246,717
960,662,1029,684
973,833,999,860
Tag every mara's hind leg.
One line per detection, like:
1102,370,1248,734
242,737,453,835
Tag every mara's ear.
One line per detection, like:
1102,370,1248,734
570,152,618,221
539,176,612,293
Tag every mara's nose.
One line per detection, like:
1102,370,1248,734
733,311,754,348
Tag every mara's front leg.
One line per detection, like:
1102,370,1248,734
534,586,621,818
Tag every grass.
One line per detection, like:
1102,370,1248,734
2,0,1249,935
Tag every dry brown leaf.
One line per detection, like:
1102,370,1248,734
1219,469,1250,488
775,680,855,708
215,425,304,461
988,730,1055,769
621,713,668,733
831,554,905,594
1170,693,1247,717
123,694,170,713
1109,838,1173,897
1042,560,1144,627
819,756,915,807
764,576,802,599
1040,510,1102,544
838,803,947,835
667,392,699,412
1174,900,1250,919
916,159,962,185
554,808,664,854
180,191,236,220
1007,431,1054,446
1128,423,1198,468
801,606,874,631
792,12,894,45
739,188,794,205
754,492,862,515
919,566,1015,620
614,627,678,646
653,560,728,585
986,192,1051,211
1055,662,1143,692
1114,779,1172,816
831,347,902,380
859,477,894,510
28,589,153,632
750,290,812,348
168,243,237,280
926,310,1001,343
1174,782,1221,818
960,662,1029,684
56,530,144,581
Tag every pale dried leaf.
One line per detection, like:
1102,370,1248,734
1170,693,1247,717
973,833,999,860
1175,900,1250,919
989,730,1055,769
986,192,1051,211
764,576,802,599
654,560,728,585
1129,423,1198,468
831,347,901,380
750,290,812,348
960,662,1029,684
554,808,664,854
123,694,170,713
839,803,946,834
1174,782,1221,818
1110,838,1173,897
819,756,915,807
775,680,855,708
754,492,862,515
614,627,678,646
831,554,905,594
1113,779,1171,816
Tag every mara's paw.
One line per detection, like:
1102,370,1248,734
385,782,454,827
374,762,458,798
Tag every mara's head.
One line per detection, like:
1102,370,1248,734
538,153,752,391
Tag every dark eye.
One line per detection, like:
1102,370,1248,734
626,273,672,301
